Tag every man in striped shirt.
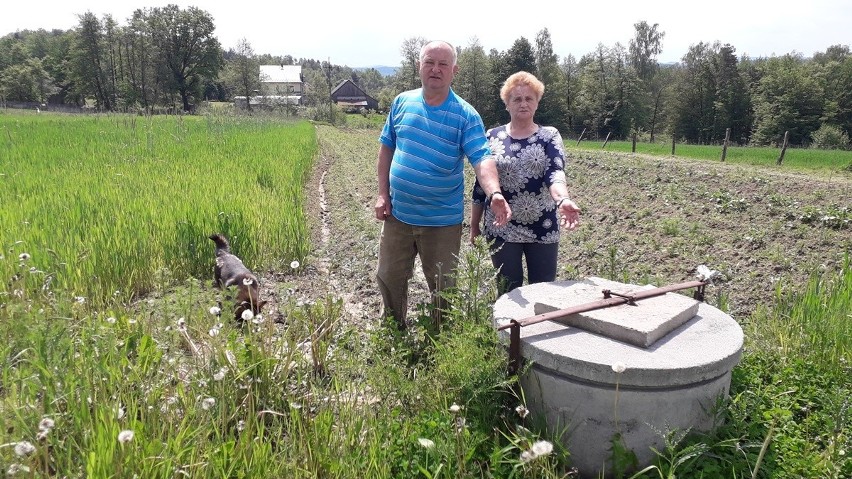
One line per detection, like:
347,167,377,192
374,40,511,330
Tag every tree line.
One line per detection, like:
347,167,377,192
1,6,850,148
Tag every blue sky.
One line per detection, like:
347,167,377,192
4,0,850,68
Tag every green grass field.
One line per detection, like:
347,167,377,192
1,112,849,478
1,111,315,305
568,139,852,173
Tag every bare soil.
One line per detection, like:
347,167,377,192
264,126,851,326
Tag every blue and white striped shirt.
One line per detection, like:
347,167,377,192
380,88,490,226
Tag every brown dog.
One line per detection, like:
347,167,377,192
209,233,267,321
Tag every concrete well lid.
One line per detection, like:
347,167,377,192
532,279,699,348
493,277,744,388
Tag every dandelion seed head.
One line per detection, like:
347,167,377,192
531,440,553,457
208,327,220,337
7,464,31,475
520,450,535,463
75,296,86,304
14,441,35,457
449,403,461,413
106,316,117,324
417,437,435,449
241,309,254,321
201,397,216,410
209,306,221,316
117,430,134,444
251,314,264,324
290,260,300,269
237,420,246,432
515,405,529,418
611,362,627,374
18,253,30,261
213,367,227,381
38,417,55,431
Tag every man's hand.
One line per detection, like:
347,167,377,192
374,194,391,221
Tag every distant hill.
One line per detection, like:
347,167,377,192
356,65,398,77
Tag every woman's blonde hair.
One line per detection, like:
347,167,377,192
500,71,545,104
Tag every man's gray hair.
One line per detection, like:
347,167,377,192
419,40,457,66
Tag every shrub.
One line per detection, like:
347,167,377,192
810,124,850,150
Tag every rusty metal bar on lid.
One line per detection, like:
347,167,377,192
501,279,709,375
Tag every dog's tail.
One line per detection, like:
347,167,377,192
209,233,230,253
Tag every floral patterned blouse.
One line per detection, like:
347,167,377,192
472,125,567,244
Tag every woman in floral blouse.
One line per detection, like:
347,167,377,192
471,71,581,295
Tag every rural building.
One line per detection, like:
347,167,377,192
259,64,303,103
330,79,379,112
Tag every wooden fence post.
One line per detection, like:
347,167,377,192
632,132,637,153
576,128,586,146
776,131,789,165
602,132,612,149
721,128,730,162
671,137,676,156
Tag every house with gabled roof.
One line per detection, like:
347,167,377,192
259,64,303,104
330,79,379,112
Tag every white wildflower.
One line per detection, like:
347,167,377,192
515,405,529,418
290,260,300,269
18,253,30,261
14,441,35,457
417,438,435,449
241,309,254,321
209,306,221,316
695,264,720,282
611,362,627,374
7,464,31,475
38,417,55,431
117,430,134,444
531,440,553,457
449,403,461,413
201,397,216,410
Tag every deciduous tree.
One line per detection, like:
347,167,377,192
146,4,222,112
221,38,260,111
